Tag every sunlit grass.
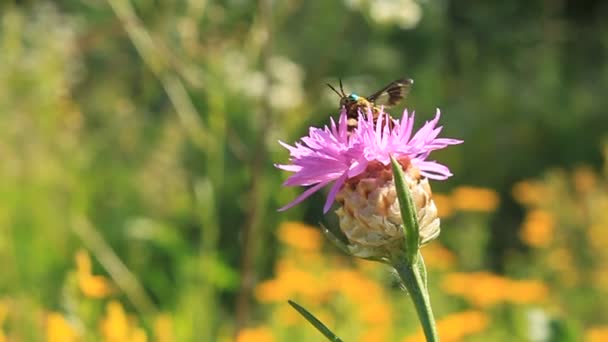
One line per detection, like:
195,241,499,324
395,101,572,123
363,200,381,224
1,1,608,341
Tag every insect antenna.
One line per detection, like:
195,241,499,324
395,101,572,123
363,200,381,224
326,83,342,98
339,79,346,96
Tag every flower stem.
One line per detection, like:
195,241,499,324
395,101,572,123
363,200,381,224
394,256,439,342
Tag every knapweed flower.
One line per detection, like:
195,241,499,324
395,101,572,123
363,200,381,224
276,108,462,258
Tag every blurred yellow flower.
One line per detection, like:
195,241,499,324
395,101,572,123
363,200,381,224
75,249,113,298
254,279,286,302
277,222,322,252
592,269,608,290
132,328,148,342
360,327,389,342
330,269,392,337
404,310,489,342
546,248,573,272
443,272,507,307
586,326,608,342
0,299,7,342
80,275,115,299
101,301,129,340
275,304,301,326
443,272,548,307
572,166,597,195
512,181,546,206
546,248,579,287
360,301,392,325
100,301,147,342
154,314,174,342
587,224,608,250
421,243,456,270
506,280,549,304
46,312,79,342
255,261,328,303
451,186,500,212
432,193,453,218
329,270,385,305
520,210,555,247
236,326,274,342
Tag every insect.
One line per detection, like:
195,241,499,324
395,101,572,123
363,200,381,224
327,77,414,131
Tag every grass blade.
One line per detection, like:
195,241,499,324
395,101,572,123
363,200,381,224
287,300,343,342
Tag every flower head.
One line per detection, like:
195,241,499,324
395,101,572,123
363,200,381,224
275,110,367,212
276,108,462,213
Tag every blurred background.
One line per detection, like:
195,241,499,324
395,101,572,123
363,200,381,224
1,0,608,341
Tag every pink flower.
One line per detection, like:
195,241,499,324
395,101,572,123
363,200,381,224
276,108,462,213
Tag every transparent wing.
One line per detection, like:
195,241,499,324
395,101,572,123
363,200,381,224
367,78,414,107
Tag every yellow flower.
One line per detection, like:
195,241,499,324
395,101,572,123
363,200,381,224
254,262,328,303
100,301,147,342
46,312,80,342
546,248,579,287
275,305,301,326
404,310,489,342
277,222,323,252
0,300,8,342
520,210,554,247
132,328,148,342
360,328,389,342
572,166,597,195
154,314,174,342
587,224,608,250
236,326,274,342
329,269,392,333
75,249,113,298
101,301,129,341
506,280,549,304
586,326,608,342
451,186,500,212
329,270,385,304
443,272,548,307
592,269,608,290
80,275,115,299
360,302,392,325
443,272,508,307
421,243,456,270
254,279,286,302
512,181,547,206
432,193,453,218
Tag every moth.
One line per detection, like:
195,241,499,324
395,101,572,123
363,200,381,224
327,78,414,131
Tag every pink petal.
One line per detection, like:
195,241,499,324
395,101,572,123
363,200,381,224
278,181,331,211
416,160,454,180
323,172,348,213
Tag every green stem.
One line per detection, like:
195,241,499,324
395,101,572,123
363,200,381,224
394,257,439,342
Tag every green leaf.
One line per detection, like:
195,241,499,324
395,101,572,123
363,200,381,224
415,252,428,290
319,222,351,255
288,300,343,342
549,317,581,342
390,155,420,263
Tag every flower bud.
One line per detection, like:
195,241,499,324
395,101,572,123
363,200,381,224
335,161,440,260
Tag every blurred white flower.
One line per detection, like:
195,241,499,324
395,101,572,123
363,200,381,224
370,0,422,29
527,308,550,342
345,0,423,30
222,52,304,110
267,56,304,110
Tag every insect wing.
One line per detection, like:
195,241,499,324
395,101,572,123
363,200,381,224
367,78,413,107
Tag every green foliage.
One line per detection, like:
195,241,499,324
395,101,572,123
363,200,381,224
1,0,608,340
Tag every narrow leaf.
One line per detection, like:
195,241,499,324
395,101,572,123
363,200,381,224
390,155,420,262
288,300,343,342
415,252,429,290
319,223,350,255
